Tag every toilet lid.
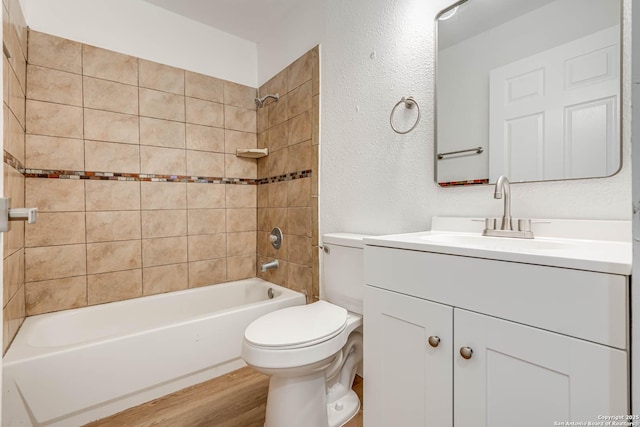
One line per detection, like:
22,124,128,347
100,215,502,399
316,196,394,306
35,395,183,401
244,301,348,348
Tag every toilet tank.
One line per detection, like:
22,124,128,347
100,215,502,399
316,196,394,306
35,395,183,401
321,233,371,315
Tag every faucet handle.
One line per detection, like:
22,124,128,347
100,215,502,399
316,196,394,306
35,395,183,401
517,219,531,233
484,217,496,230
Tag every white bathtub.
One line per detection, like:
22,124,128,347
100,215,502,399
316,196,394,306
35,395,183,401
2,278,305,427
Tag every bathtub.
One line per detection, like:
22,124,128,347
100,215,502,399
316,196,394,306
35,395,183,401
3,278,305,427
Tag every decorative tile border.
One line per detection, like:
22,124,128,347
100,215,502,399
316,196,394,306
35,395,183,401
5,152,313,185
438,179,489,187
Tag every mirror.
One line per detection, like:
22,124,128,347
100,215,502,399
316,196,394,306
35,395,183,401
435,0,621,186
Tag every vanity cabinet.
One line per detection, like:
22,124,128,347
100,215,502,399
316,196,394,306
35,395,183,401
363,245,629,427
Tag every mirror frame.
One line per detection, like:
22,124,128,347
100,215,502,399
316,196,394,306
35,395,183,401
433,0,624,187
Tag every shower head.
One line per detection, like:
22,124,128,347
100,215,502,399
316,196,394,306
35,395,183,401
255,93,280,108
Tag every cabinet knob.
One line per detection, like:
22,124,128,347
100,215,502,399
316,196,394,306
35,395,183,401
428,336,441,348
459,347,473,360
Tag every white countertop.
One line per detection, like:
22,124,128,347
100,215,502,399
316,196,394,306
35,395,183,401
363,217,632,275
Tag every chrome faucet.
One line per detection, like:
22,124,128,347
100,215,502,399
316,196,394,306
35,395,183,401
483,175,534,239
494,175,512,230
261,260,279,272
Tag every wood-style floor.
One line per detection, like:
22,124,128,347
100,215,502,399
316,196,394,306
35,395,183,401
84,367,363,427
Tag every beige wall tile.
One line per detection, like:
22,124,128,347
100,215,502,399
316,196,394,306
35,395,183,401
188,258,226,288
140,117,185,149
142,236,188,267
267,121,289,152
288,110,311,146
4,285,25,351
87,240,142,274
84,109,139,144
226,155,257,179
257,208,269,233
287,207,311,237
8,64,25,128
287,50,313,92
267,181,288,208
26,65,82,106
257,230,277,259
85,140,140,173
267,93,288,128
25,212,85,247
186,150,224,177
88,269,142,305
26,134,84,171
257,102,268,134
28,30,82,73
26,178,85,212
261,69,287,99
226,208,257,232
26,99,83,138
186,124,224,153
140,146,186,176
287,263,312,296
141,209,187,238
287,81,312,118
226,184,257,208
227,255,256,281
139,59,184,94
265,208,288,234
139,88,185,121
25,276,86,316
257,185,268,208
312,94,319,146
225,130,256,154
312,46,319,96
287,235,312,265
288,178,311,207
85,180,140,211
187,233,226,261
225,105,256,133
143,263,188,296
5,106,24,164
25,244,86,282
187,209,226,235
186,183,225,209
227,231,256,257
86,211,141,243
259,146,288,178
289,140,312,172
4,218,23,258
83,77,138,115
3,248,24,305
141,182,186,210
83,45,138,85
185,71,223,103
224,81,256,110
186,97,223,127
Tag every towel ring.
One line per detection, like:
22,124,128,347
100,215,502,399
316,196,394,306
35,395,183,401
390,96,420,134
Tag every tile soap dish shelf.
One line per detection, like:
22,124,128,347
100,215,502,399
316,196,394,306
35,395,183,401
236,148,268,159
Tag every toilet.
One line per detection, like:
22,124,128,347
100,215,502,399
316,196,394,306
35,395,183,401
241,233,369,427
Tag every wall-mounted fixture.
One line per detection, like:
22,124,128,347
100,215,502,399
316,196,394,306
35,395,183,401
0,198,37,232
236,148,269,159
255,93,279,108
270,227,283,249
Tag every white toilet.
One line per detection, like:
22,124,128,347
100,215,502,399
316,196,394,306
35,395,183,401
242,233,368,427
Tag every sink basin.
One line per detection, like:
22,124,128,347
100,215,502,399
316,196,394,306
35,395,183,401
419,233,575,252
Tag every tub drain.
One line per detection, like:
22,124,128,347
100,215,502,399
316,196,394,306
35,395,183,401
267,288,274,299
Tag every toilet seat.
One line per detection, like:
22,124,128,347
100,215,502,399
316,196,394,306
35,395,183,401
244,301,348,349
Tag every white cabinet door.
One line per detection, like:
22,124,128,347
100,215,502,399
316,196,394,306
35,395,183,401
454,309,628,427
363,285,453,427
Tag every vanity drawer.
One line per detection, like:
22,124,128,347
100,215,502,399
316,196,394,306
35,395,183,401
364,245,628,349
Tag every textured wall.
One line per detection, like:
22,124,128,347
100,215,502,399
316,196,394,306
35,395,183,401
321,0,632,237
18,0,258,87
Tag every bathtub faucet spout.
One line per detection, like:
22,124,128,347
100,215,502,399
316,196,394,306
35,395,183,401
261,260,279,272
